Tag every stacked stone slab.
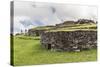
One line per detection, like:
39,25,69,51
40,31,97,51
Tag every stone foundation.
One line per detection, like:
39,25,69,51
40,31,97,51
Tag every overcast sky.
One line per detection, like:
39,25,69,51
13,1,98,34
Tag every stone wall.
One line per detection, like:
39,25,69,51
40,31,97,51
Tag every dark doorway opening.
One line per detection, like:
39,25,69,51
48,44,51,49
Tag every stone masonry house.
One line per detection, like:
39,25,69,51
40,30,97,51
28,19,97,51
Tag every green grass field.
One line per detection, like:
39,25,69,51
13,35,97,66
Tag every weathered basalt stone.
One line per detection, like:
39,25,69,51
40,31,97,51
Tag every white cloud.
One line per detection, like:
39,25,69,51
13,1,98,34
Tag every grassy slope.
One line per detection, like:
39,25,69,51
30,23,97,32
48,24,97,32
13,36,97,66
31,26,54,30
